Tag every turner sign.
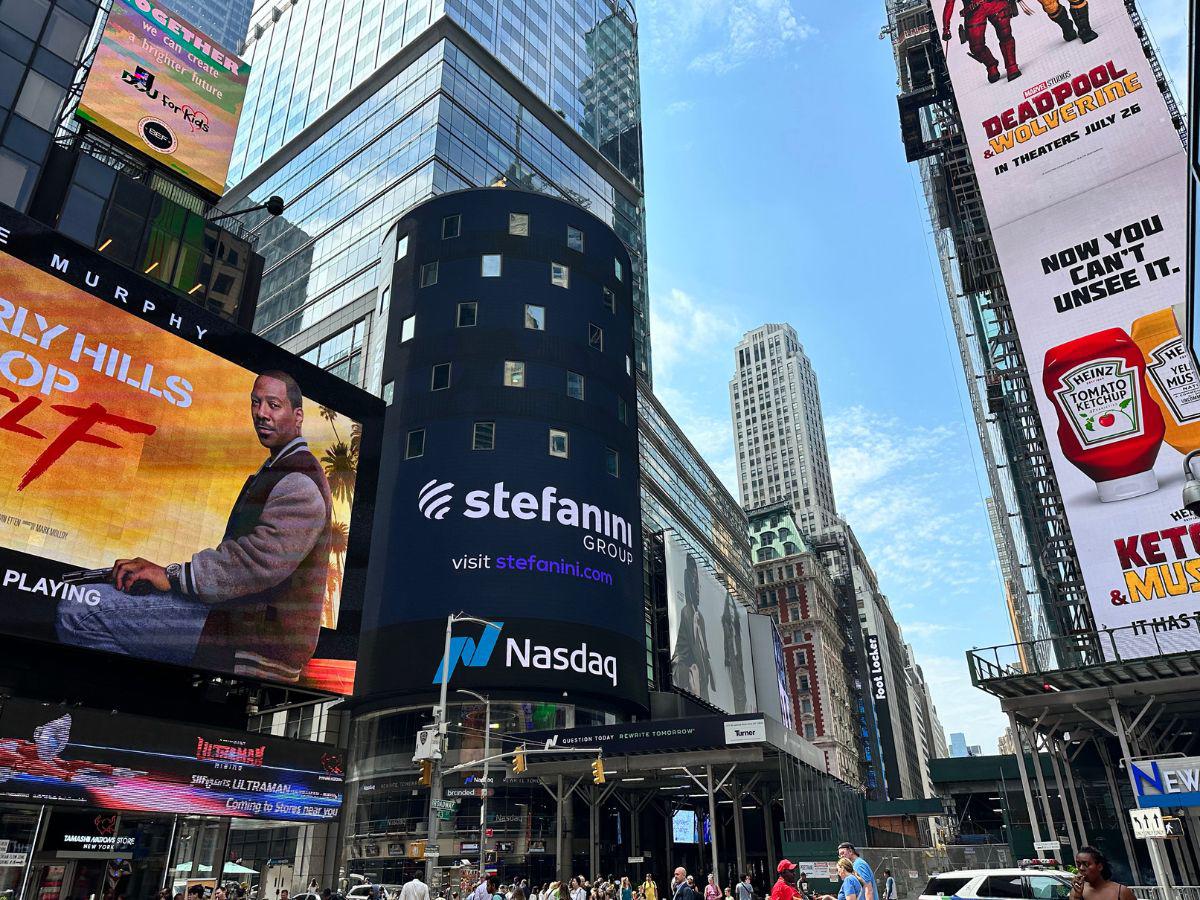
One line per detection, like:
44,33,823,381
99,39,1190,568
1131,756,1200,807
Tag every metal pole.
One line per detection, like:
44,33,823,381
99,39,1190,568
730,777,746,879
1006,712,1044,844
1110,698,1174,893
1095,740,1139,881
762,796,777,870
1045,739,1077,857
706,765,720,891
477,696,487,888
556,775,565,884
161,815,180,891
1061,743,1089,847
426,614,457,885
1025,726,1057,848
19,805,46,900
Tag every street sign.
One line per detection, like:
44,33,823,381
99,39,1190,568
1164,816,1185,838
1034,841,1061,852
628,857,644,864
431,799,456,811
437,810,454,821
1130,807,1166,839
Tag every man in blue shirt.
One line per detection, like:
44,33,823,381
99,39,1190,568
836,844,875,900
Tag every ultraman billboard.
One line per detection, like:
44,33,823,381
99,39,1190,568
933,0,1191,657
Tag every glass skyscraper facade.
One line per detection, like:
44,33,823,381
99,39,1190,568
171,0,253,51
225,0,650,383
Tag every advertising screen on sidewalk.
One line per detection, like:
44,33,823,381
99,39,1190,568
664,534,758,714
77,0,249,195
0,205,381,692
934,0,1190,657
0,699,343,821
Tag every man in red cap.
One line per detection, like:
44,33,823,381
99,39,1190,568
770,861,802,900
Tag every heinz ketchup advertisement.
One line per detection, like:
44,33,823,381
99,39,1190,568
934,0,1193,659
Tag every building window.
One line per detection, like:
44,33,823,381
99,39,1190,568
603,287,616,313
457,302,477,327
801,698,813,714
618,396,629,425
420,261,438,287
401,315,416,342
405,429,425,459
804,723,816,740
525,304,545,330
605,448,619,478
383,381,395,405
799,675,810,691
625,355,632,376
566,371,584,400
482,254,502,277
567,226,584,252
551,262,569,288
396,234,409,260
431,363,451,391
614,258,623,281
589,323,603,351
509,213,529,236
504,360,526,388
442,214,461,239
549,429,569,458
797,650,808,665
473,422,495,451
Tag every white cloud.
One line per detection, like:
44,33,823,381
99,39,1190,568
919,655,1009,752
640,0,816,74
826,405,993,595
901,621,960,639
664,99,696,116
648,287,743,493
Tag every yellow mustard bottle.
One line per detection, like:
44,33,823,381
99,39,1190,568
1131,303,1200,454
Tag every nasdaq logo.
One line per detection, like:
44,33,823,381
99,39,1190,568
432,623,504,683
418,479,455,520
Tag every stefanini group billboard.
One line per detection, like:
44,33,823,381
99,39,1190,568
664,534,758,715
0,698,343,821
935,0,1190,656
77,0,249,196
0,204,381,693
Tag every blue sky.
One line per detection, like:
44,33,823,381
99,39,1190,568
634,0,1189,752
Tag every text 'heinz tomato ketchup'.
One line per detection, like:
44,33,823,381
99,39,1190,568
1043,328,1165,502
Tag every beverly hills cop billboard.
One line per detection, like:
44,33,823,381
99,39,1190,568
77,0,249,195
0,204,382,694
934,0,1190,657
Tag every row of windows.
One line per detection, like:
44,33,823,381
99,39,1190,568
418,254,620,290
433,211,624,283
405,424,620,475
421,360,631,421
402,301,616,340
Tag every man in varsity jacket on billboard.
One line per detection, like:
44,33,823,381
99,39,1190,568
57,370,334,684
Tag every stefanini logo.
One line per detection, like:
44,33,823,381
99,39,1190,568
415,478,633,550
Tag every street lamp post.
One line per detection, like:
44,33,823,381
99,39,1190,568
458,689,491,884
425,613,502,887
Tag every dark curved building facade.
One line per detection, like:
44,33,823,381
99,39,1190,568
359,186,646,713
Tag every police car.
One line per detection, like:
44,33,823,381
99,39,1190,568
919,863,1072,899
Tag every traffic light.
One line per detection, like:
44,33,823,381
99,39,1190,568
591,757,606,784
513,747,527,774
419,759,432,786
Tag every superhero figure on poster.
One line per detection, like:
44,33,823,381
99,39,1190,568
941,0,1098,85
56,370,334,684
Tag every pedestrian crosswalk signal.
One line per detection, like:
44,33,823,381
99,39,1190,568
419,759,432,786
591,758,605,784
513,747,527,774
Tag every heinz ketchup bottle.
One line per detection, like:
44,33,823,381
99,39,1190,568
1043,328,1165,502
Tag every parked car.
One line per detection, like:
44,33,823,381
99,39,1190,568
920,868,1072,899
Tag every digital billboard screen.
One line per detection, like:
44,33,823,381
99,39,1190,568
671,810,697,844
749,613,794,732
0,204,381,693
664,534,757,715
934,0,1191,658
77,0,249,195
0,698,343,822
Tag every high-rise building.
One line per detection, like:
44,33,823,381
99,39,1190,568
170,0,253,51
949,733,981,758
748,505,861,785
222,0,651,391
730,323,838,533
